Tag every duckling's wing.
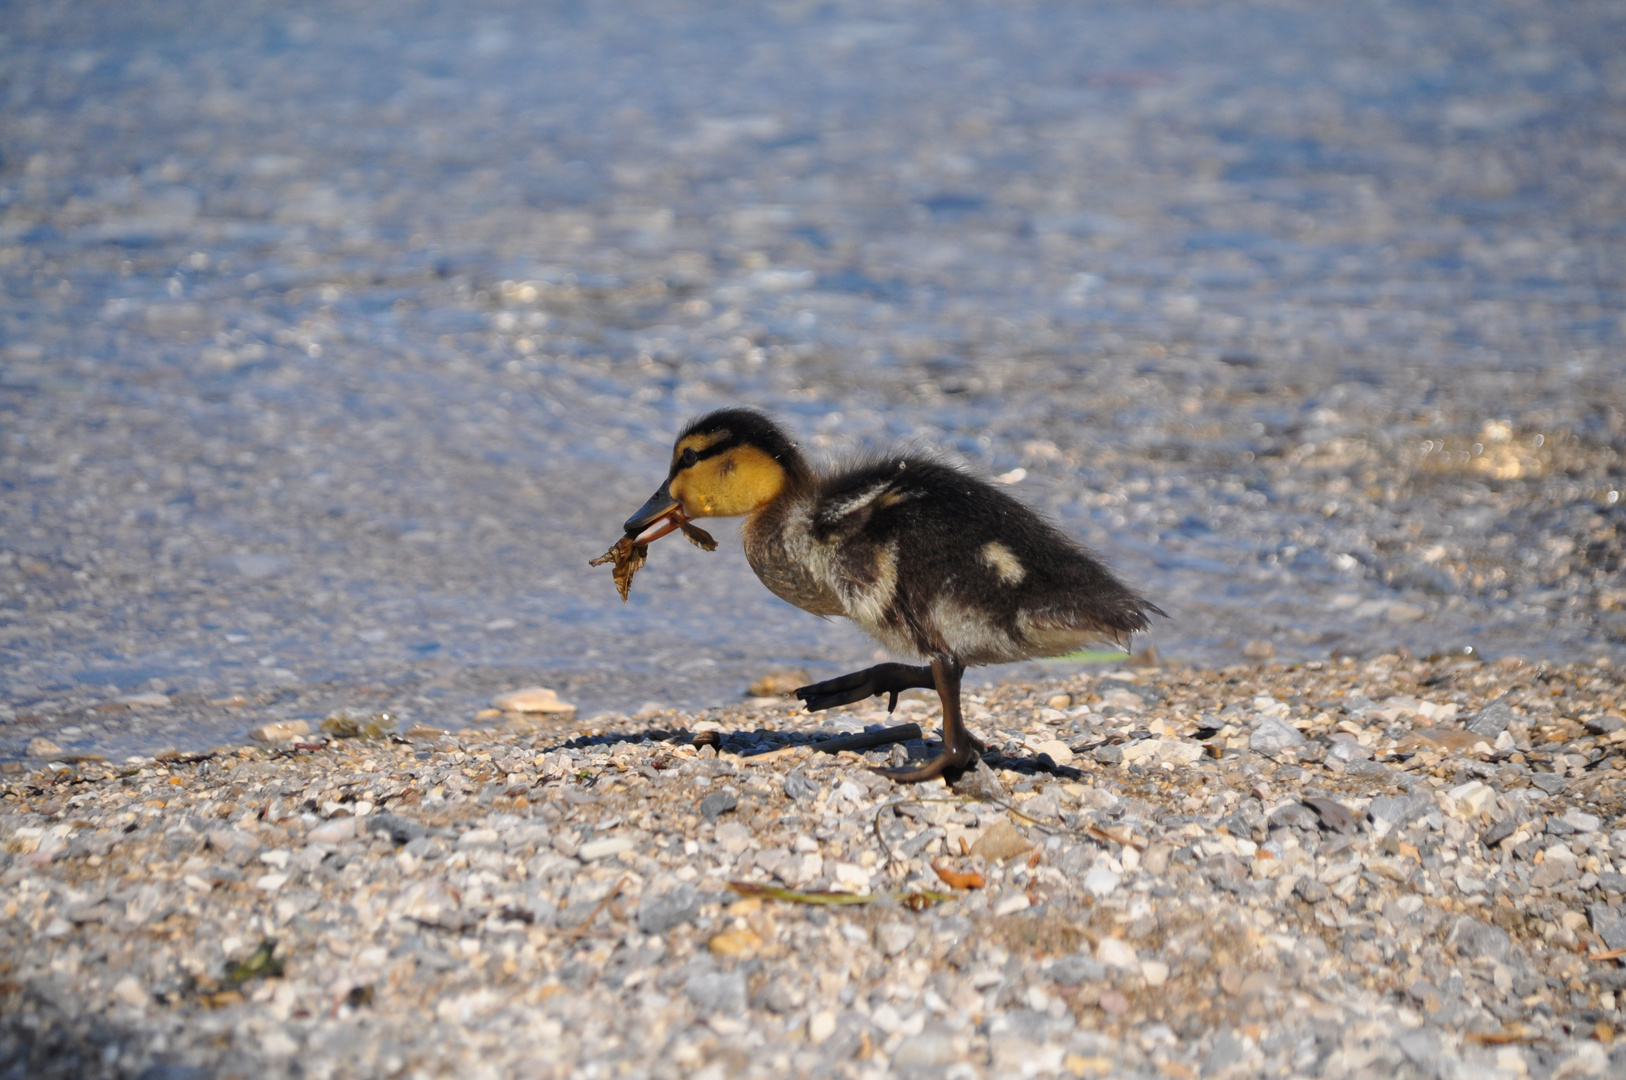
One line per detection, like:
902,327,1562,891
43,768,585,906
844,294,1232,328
814,457,1162,664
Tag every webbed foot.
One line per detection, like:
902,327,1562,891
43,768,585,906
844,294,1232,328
794,663,935,713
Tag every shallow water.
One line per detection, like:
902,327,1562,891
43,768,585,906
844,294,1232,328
2,0,1624,757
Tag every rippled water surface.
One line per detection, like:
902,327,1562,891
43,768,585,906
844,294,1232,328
3,0,1625,756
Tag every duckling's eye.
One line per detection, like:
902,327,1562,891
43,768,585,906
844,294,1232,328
680,448,699,468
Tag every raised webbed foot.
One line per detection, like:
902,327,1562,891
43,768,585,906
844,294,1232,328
794,663,935,713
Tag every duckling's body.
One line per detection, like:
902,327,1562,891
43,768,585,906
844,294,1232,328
622,408,1164,783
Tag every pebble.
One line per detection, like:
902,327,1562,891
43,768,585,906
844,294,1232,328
684,971,747,1014
746,670,809,697
1095,938,1139,969
111,975,149,1008
248,720,310,743
699,790,738,822
1248,715,1307,756
577,835,635,861
489,687,576,715
969,819,1034,862
1082,866,1121,898
1031,739,1075,766
1467,699,1516,738
25,737,63,759
636,884,701,933
1446,916,1512,964
892,1025,961,1067
875,921,917,957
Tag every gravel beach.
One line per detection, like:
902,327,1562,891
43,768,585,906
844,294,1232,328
5,1,1626,1076
5,654,1625,1078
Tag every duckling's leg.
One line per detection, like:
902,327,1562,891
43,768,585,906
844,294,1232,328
794,663,936,713
873,657,979,784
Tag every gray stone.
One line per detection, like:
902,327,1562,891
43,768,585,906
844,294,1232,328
1092,743,1123,765
1467,699,1515,739
684,970,747,1014
1269,802,1320,831
1302,797,1358,835
637,884,701,934
1368,793,1431,829
1446,916,1511,963
1097,678,1159,705
1585,715,1626,735
1248,716,1307,756
1598,872,1626,895
1328,733,1373,762
1588,904,1626,950
1561,809,1602,834
700,790,738,822
947,757,1005,800
892,1024,960,1068
875,921,917,957
1204,1033,1244,1074
1397,1030,1439,1069
1530,772,1567,795
1481,816,1519,848
1049,955,1107,985
206,829,261,866
367,813,426,846
783,771,818,802
1295,876,1330,903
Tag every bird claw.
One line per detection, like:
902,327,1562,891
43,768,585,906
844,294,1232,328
870,746,979,786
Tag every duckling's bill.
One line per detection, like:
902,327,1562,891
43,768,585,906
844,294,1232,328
624,479,685,541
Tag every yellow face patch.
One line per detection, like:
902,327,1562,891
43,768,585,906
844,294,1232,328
669,445,786,518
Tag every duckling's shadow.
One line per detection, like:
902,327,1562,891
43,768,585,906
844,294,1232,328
535,721,1083,781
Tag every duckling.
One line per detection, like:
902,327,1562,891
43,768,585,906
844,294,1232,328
621,407,1164,783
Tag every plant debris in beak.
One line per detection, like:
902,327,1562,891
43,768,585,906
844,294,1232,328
589,521,717,601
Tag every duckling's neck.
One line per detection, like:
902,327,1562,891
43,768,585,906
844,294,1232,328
740,454,843,617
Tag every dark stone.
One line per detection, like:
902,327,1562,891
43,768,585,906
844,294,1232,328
1049,955,1107,985
700,790,739,822
1302,797,1358,835
1588,903,1626,950
1584,715,1626,736
1481,816,1519,848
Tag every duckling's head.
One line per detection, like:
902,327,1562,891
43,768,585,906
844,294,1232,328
623,408,808,537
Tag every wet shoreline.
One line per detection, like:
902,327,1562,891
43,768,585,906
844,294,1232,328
3,0,1624,755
